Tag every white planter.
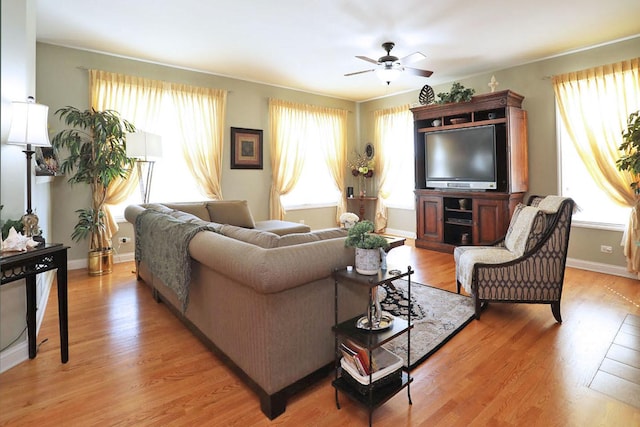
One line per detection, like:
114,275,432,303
355,247,380,275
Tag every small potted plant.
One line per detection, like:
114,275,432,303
344,220,389,275
436,82,475,104
616,110,640,193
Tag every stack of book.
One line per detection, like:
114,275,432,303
340,339,376,376
339,339,403,387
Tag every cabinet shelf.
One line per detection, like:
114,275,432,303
412,90,528,253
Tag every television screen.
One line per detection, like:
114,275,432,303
425,125,497,190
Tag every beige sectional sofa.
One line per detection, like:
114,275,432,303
125,200,367,419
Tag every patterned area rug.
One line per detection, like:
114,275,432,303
380,279,475,369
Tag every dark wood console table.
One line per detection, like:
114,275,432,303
0,243,69,363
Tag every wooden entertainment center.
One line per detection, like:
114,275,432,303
411,90,528,252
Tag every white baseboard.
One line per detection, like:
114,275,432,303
566,257,638,279
384,228,416,239
68,251,135,271
0,271,53,374
0,340,28,373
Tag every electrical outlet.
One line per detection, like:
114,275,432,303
600,245,613,254
299,220,305,224
119,237,131,244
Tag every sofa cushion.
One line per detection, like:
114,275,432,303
308,228,347,241
254,220,311,236
276,233,320,247
162,202,210,221
220,224,279,248
207,200,256,228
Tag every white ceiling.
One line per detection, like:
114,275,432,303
36,0,640,102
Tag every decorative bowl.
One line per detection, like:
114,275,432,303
450,118,469,125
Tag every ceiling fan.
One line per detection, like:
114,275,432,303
345,41,434,84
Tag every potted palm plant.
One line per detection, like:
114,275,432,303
52,106,136,275
616,110,640,192
344,220,389,275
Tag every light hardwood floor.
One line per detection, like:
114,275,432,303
1,243,639,426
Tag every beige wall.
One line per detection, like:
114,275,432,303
359,36,640,268
36,37,640,269
36,43,357,262
1,0,53,369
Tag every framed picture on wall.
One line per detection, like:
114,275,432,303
231,127,263,169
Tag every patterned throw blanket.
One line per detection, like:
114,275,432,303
135,209,218,312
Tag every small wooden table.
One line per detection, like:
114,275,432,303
0,243,69,363
347,196,377,221
383,236,406,252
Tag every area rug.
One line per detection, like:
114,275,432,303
379,279,475,370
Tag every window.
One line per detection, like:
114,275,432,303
270,100,346,211
375,106,414,210
111,98,208,219
558,110,629,228
553,58,640,229
91,70,226,221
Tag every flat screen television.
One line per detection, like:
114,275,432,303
425,124,497,190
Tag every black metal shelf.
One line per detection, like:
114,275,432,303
332,371,412,409
332,266,413,426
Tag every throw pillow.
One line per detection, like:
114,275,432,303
206,200,256,228
163,202,210,221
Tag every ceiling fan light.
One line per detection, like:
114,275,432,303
377,67,401,85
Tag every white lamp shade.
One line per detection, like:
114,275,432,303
7,100,51,147
126,131,162,160
376,66,402,84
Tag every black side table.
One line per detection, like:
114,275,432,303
332,266,414,426
1,243,69,363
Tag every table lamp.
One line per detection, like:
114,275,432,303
7,96,51,238
126,131,162,203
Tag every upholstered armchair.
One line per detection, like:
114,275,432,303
454,195,575,322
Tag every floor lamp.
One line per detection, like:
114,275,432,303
7,96,51,238
126,131,162,203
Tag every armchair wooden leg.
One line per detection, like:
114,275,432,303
551,302,562,323
474,296,482,320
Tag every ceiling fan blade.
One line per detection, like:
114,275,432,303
400,51,426,65
344,69,376,77
405,67,434,77
355,55,380,65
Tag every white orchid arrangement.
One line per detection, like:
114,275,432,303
340,212,360,229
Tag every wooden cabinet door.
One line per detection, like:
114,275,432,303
473,198,507,245
417,195,443,242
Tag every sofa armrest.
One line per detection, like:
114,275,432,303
124,204,147,224
188,231,353,294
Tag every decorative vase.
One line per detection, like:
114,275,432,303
88,248,113,276
355,247,380,275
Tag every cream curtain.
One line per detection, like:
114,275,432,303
373,104,413,232
320,109,348,224
90,69,227,246
168,83,227,200
90,70,165,247
268,99,347,221
552,58,640,274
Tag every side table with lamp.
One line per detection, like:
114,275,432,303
3,97,70,363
